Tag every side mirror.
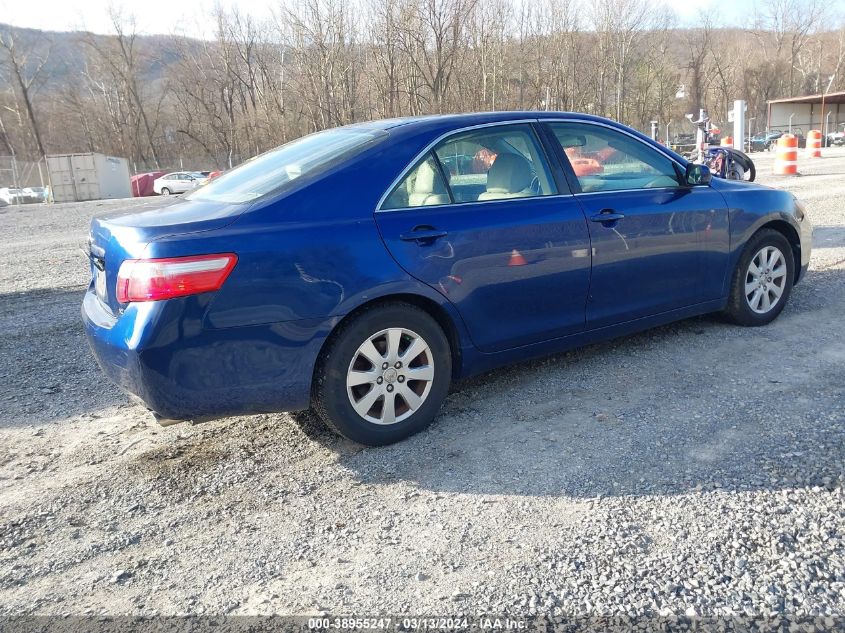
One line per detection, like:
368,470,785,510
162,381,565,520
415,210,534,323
685,163,711,186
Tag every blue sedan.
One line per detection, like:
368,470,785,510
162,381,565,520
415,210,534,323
82,112,811,445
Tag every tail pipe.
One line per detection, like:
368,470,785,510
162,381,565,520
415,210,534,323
152,413,184,427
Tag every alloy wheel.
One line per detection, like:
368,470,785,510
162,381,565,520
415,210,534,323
745,245,787,314
346,328,434,425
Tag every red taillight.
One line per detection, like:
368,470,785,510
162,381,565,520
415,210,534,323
116,253,237,303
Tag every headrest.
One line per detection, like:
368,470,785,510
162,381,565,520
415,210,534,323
486,153,532,193
413,161,445,194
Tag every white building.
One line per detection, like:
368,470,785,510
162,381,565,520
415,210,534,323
767,91,845,137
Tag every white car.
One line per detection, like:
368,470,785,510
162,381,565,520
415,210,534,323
153,172,205,195
0,187,47,204
826,129,845,147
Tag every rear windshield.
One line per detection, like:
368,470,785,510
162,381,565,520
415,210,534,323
186,128,386,204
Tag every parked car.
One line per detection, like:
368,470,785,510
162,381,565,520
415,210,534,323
83,112,812,446
0,187,22,204
826,126,845,147
0,186,48,204
748,131,783,152
23,186,50,203
152,171,205,195
766,130,806,151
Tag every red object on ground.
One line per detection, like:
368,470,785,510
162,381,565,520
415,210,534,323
131,171,166,197
508,249,527,266
207,170,223,180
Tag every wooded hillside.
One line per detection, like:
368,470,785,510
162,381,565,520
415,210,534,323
0,0,840,171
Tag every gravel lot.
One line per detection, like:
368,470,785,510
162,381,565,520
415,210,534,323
0,149,844,620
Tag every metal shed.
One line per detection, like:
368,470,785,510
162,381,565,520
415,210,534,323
767,91,845,137
46,153,132,203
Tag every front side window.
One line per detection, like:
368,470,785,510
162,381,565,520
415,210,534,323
187,127,386,204
434,124,556,203
548,122,681,193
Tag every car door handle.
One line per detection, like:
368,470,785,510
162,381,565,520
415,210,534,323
399,228,448,244
590,210,625,223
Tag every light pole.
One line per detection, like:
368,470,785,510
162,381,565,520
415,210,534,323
747,117,756,151
789,112,796,134
820,74,832,143
825,111,833,146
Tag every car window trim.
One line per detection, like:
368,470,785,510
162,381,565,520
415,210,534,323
381,151,455,210
376,119,558,213
574,186,688,197
533,121,575,196
540,119,687,195
431,151,456,205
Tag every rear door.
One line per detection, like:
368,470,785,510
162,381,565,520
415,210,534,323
543,121,730,330
374,122,591,353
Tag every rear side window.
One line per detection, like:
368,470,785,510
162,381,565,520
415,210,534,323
382,153,451,210
548,122,680,193
187,128,386,204
380,123,558,210
434,124,556,203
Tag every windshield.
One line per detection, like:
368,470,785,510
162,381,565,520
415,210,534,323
187,127,387,204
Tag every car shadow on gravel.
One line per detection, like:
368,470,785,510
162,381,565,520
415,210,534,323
327,270,845,499
0,286,128,428
812,225,845,250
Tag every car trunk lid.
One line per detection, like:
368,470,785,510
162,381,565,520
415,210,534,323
87,197,249,314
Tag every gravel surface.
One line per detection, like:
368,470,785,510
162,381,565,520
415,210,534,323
0,149,843,620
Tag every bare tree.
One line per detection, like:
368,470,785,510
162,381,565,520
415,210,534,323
0,0,836,170
400,0,477,114
685,14,714,115
0,30,51,158
82,9,162,167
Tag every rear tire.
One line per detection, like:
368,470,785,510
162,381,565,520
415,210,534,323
723,228,794,326
313,302,451,446
160,187,171,196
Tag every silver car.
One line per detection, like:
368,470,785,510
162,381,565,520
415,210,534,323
153,172,205,196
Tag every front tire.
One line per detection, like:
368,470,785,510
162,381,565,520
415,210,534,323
313,302,451,446
723,228,794,326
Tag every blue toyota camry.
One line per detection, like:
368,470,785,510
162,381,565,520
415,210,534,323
83,112,811,445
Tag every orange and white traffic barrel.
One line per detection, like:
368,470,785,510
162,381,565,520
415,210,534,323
806,129,822,158
774,134,798,175
720,136,733,147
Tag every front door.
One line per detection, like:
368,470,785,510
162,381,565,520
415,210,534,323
375,123,592,353
543,121,730,330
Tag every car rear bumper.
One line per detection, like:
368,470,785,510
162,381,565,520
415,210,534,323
82,287,330,421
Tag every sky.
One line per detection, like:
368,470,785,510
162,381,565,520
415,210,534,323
2,0,764,39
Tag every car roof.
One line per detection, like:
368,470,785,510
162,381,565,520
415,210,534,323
350,111,619,132
347,111,687,165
